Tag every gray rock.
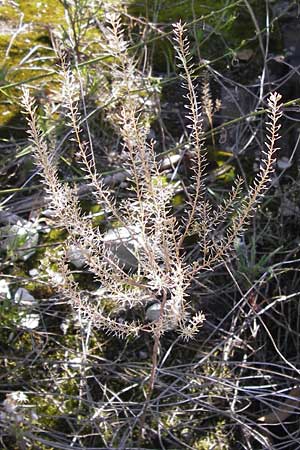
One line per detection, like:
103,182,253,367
14,288,36,306
103,226,140,271
66,245,88,269
145,302,161,322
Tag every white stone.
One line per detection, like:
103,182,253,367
29,268,39,277
68,357,82,369
60,319,70,335
0,220,39,261
0,279,11,300
20,313,40,329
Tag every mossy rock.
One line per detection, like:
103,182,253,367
0,1,62,132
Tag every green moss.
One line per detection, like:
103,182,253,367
0,297,21,327
4,30,54,80
19,0,64,24
47,227,68,242
0,0,63,84
0,1,63,130
172,193,184,207
152,174,168,187
25,281,54,298
0,5,19,21
192,420,230,449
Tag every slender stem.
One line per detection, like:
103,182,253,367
139,290,167,439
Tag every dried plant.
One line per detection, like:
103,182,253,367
96,13,159,132
201,72,221,148
21,20,282,347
